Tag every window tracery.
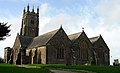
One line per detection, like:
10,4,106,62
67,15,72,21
57,48,64,59
79,40,88,60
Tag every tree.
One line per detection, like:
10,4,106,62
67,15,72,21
0,22,10,40
0,57,4,63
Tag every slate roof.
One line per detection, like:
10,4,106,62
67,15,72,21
89,36,99,44
28,29,59,49
19,36,33,47
68,32,82,41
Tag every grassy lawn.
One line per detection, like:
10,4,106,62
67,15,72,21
1,63,120,73
0,63,49,73
28,64,120,73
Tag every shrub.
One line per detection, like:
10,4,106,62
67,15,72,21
0,57,4,63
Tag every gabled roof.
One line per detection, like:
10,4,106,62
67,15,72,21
68,32,82,41
89,36,99,44
19,36,33,47
28,29,59,49
89,35,109,50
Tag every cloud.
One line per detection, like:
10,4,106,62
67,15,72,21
38,3,98,35
96,0,120,64
0,15,21,58
98,25,120,64
97,0,120,25
40,3,49,16
40,12,87,34
39,1,120,65
20,0,38,3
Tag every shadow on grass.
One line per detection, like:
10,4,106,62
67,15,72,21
0,64,49,73
28,64,120,73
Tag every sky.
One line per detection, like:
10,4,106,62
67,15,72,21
0,0,120,65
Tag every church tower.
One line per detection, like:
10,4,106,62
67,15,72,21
20,4,39,37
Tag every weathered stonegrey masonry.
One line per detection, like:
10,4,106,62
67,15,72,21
4,47,12,63
4,5,110,65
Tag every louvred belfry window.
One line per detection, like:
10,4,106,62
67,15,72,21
31,20,34,24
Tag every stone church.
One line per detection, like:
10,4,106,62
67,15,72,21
4,5,110,65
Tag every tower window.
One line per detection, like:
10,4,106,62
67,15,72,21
31,20,34,24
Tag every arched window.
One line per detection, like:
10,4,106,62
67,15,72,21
98,47,104,58
79,40,88,60
104,52,108,62
57,48,64,59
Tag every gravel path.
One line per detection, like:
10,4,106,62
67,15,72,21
50,69,77,73
17,65,95,73
17,65,78,73
17,65,41,68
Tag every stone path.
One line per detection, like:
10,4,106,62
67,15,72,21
50,69,77,73
17,65,78,73
17,65,95,73
17,65,41,68
50,69,96,73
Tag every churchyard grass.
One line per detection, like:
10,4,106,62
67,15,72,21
0,63,49,73
28,64,120,73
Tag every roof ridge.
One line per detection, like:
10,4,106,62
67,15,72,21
68,32,81,36
28,28,60,49
18,36,33,48
89,35,100,44
89,36,99,39
34,29,59,39
68,32,82,41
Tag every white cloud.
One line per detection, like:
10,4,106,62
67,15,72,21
38,3,97,35
95,0,120,64
39,1,120,65
21,0,38,3
97,0,120,25
98,25,120,65
40,12,86,34
0,15,21,58
40,3,49,17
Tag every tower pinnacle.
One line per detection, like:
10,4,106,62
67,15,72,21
27,4,29,12
20,5,39,37
23,7,25,14
37,6,39,14
32,6,34,12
